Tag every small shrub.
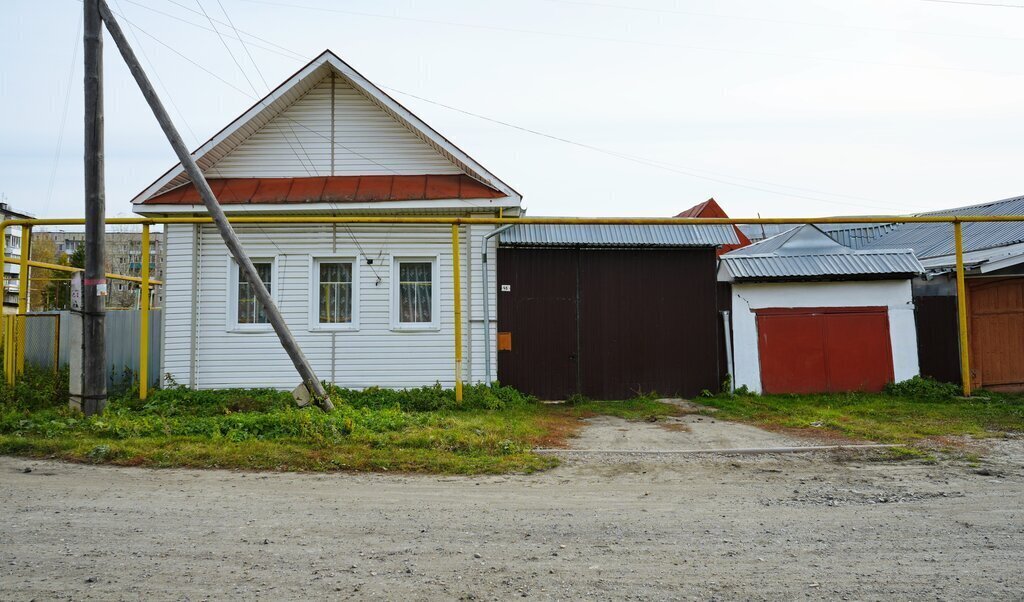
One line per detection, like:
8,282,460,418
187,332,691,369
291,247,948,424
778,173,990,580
566,393,589,406
885,376,960,400
326,382,535,413
0,366,69,411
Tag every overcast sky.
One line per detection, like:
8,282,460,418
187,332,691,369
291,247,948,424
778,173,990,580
2,0,1023,220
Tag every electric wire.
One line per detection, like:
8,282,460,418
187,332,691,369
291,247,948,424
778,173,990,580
541,0,1024,42
383,87,921,212
44,14,82,215
192,0,291,257
235,0,1024,77
113,0,201,146
918,0,1024,7
103,0,932,212
210,0,384,282
107,5,397,173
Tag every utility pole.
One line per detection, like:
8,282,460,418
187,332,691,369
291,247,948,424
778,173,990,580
97,0,333,411
82,0,107,415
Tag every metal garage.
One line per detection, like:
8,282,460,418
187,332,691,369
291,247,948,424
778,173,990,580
495,224,739,400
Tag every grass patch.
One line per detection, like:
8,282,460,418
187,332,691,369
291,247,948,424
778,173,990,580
0,369,675,474
564,395,685,421
700,379,1024,446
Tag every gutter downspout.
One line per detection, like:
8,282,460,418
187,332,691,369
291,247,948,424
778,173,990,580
721,309,734,395
482,224,516,385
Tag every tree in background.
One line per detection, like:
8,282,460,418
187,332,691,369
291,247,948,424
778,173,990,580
31,244,84,311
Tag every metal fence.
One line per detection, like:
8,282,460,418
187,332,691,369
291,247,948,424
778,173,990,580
23,310,161,389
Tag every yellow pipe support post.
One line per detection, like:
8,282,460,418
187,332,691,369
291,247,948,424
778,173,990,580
2,315,13,383
139,224,151,400
1,257,163,285
452,224,463,402
954,221,972,397
16,225,30,376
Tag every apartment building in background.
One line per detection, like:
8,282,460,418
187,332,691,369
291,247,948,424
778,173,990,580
35,230,166,308
2,202,34,313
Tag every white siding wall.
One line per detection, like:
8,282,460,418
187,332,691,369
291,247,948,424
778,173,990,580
161,223,196,386
730,280,920,394
208,76,461,178
162,223,500,390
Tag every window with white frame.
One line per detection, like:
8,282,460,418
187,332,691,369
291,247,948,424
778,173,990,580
393,257,438,329
231,259,273,327
313,258,357,328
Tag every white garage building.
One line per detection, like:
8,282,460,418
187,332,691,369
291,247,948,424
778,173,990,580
718,225,925,394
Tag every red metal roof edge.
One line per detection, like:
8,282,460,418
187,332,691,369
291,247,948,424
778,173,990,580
141,174,506,205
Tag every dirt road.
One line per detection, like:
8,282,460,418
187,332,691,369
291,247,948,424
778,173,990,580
2,416,1023,600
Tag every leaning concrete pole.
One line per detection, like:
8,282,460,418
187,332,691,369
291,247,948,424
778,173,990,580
82,0,107,416
97,0,333,411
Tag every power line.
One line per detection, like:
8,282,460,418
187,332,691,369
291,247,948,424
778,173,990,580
112,0,201,146
213,2,386,280
542,0,1024,42
383,87,920,212
106,0,926,211
44,14,82,215
117,0,305,60
236,0,1024,77
918,0,1024,7
194,0,259,93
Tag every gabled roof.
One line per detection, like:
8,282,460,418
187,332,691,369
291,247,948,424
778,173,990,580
719,224,923,281
500,224,740,248
675,199,720,218
132,50,520,205
727,223,848,256
674,198,750,255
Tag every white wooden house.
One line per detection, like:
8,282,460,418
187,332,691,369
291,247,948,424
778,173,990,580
132,50,521,390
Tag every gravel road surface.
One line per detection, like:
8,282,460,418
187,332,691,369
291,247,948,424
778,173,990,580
2,416,1022,600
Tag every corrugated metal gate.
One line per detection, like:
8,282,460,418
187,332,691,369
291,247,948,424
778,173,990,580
496,247,720,400
11,310,162,389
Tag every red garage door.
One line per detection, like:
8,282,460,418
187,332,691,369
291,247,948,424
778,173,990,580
756,307,894,394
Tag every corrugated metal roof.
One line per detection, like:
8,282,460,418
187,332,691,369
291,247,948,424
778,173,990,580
842,195,1024,259
727,224,849,256
721,251,924,280
823,223,898,249
737,222,896,248
720,224,923,280
499,224,740,247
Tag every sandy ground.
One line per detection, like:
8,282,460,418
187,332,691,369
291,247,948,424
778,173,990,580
2,414,1023,601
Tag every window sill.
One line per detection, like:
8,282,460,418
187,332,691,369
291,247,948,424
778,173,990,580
310,324,359,332
391,324,441,333
226,325,274,334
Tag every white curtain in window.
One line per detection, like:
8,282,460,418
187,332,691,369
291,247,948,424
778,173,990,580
237,262,271,324
319,262,352,323
399,261,432,323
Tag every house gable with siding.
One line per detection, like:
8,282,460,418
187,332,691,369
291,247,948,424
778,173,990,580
134,50,519,390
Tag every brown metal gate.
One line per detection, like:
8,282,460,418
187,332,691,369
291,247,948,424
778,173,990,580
497,247,720,400
968,277,1024,391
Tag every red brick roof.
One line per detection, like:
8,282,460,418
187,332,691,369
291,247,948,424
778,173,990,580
142,174,505,205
